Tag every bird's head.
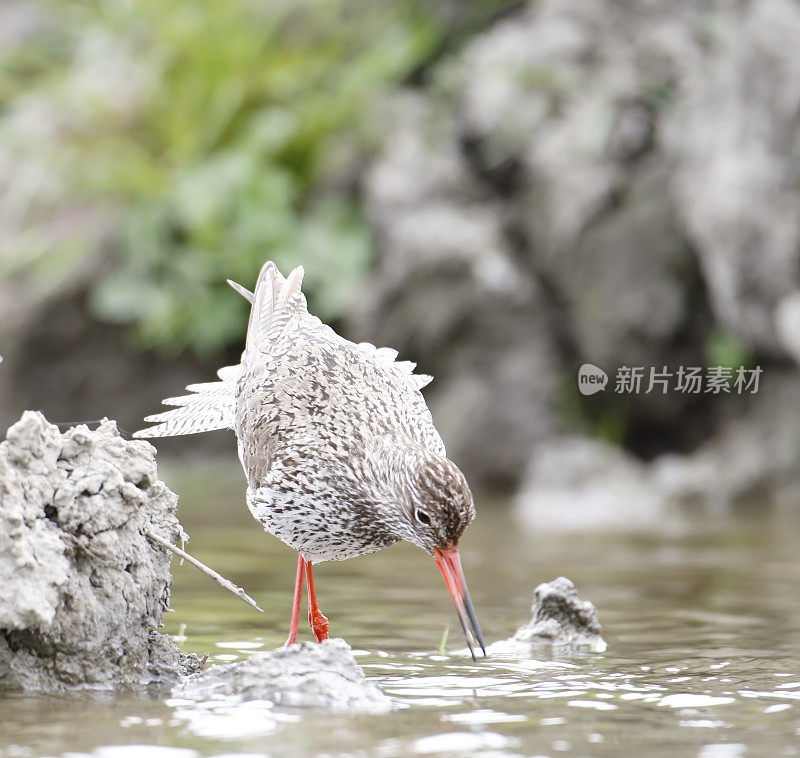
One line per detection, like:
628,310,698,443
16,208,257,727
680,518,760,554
383,446,485,659
400,453,475,554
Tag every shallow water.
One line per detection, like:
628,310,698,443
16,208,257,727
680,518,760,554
2,459,800,757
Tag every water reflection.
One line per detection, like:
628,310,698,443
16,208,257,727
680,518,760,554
167,697,301,739
1,460,800,757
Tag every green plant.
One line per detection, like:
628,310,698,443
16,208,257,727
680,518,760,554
705,330,752,371
2,0,442,354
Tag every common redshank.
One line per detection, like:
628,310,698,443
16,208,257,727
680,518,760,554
135,261,485,657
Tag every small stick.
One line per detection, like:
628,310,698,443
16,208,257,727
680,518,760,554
63,531,113,564
146,530,263,613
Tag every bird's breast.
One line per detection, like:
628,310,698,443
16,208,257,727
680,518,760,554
246,484,399,563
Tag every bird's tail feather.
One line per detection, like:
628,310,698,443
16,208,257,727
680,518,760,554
227,279,254,303
244,261,307,356
232,264,432,388
134,261,307,439
132,365,239,439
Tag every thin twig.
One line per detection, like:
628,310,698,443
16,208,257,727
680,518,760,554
145,530,263,613
63,531,113,564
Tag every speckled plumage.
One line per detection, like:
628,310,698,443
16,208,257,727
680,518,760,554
135,261,476,564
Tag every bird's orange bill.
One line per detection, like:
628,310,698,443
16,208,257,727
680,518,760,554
434,547,487,660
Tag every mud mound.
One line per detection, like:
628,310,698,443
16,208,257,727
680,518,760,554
489,577,606,656
0,411,200,690
179,638,392,713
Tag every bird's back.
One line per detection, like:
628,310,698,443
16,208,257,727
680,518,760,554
236,262,445,489
135,260,447,561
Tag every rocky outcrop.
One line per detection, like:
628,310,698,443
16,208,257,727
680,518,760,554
514,435,667,531
490,577,606,656
672,0,800,354
515,370,800,528
179,639,392,713
355,0,800,500
651,370,800,513
0,411,200,690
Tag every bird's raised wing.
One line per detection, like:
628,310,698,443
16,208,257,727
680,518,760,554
132,365,240,438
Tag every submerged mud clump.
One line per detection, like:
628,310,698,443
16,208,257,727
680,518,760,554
490,577,606,656
0,411,199,691
179,638,392,713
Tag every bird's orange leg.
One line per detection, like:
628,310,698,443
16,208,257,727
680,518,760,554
305,559,330,642
285,553,305,646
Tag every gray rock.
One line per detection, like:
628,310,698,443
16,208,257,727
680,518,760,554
356,0,800,499
775,291,800,365
652,370,800,513
0,411,199,691
456,0,700,373
490,577,606,656
178,638,392,713
671,0,800,354
516,369,800,524
514,436,667,530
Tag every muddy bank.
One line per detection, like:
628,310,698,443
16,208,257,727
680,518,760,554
179,638,392,713
0,411,201,690
489,577,606,656
353,0,800,502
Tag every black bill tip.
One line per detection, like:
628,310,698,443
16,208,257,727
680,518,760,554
434,547,487,660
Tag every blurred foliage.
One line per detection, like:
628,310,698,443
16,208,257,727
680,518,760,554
705,330,752,371
558,374,629,448
0,0,519,355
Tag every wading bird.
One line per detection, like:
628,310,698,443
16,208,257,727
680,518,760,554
135,261,485,657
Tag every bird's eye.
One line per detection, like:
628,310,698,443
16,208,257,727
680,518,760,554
415,509,431,525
